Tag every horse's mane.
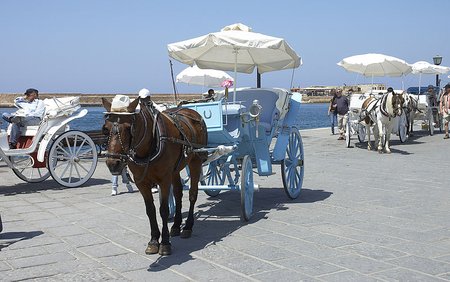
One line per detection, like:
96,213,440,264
385,93,394,115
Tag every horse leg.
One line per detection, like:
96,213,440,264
384,124,392,154
366,124,372,150
181,157,201,239
170,173,183,237
377,119,384,153
139,186,160,255
158,180,172,255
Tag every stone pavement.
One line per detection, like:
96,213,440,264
0,128,449,281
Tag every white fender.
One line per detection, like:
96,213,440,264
37,109,88,162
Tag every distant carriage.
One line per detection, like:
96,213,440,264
345,90,409,151
0,97,98,187
406,86,443,136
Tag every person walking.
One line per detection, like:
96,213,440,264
426,85,439,128
328,90,338,135
440,83,450,139
334,89,349,140
111,166,134,196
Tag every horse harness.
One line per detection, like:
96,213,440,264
379,92,403,119
105,101,204,172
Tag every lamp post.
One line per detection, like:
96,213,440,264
433,55,443,88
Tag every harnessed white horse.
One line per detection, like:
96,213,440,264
361,91,405,153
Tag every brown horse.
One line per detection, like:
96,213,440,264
102,97,207,255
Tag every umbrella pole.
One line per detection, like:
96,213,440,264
371,74,374,94
257,68,261,88
418,73,422,94
233,48,238,103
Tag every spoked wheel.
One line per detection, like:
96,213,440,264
357,124,366,143
345,119,351,148
281,128,304,199
160,186,175,220
399,113,409,143
48,131,98,187
240,155,254,222
10,155,50,183
429,118,434,136
201,161,223,197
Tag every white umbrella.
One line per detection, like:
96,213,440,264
411,61,450,75
411,61,450,93
337,53,412,90
337,53,412,77
176,65,233,87
168,23,302,101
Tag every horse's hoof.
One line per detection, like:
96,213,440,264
159,244,172,256
180,229,192,239
145,241,160,255
378,149,383,154
385,150,391,154
170,227,181,237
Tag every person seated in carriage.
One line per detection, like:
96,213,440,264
2,88,45,149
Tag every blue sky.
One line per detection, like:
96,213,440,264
1,0,449,94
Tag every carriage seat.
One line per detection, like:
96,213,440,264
6,124,40,137
43,96,81,119
234,88,283,135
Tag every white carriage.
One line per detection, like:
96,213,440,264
406,87,442,136
345,90,409,148
0,97,98,187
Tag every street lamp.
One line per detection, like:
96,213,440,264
433,55,443,88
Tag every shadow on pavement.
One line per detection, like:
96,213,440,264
0,230,44,251
0,177,110,196
146,186,332,271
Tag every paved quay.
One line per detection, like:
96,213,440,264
1,128,450,281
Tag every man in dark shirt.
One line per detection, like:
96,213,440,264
333,89,349,140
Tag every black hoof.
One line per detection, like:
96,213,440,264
170,227,181,237
180,229,192,239
159,244,172,256
145,241,160,255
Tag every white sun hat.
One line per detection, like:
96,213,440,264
138,88,151,98
109,95,136,114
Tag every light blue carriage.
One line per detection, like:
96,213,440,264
181,87,304,221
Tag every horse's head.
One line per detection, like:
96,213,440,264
391,92,405,117
101,97,139,175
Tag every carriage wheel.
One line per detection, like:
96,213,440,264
357,124,366,143
281,128,304,200
429,118,434,136
345,120,351,148
399,113,408,143
240,155,254,222
159,185,175,220
10,155,50,183
201,161,222,197
48,131,98,187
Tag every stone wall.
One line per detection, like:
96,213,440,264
0,93,202,107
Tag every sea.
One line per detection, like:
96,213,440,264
0,103,330,132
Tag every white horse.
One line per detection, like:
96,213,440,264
360,95,380,151
374,91,405,153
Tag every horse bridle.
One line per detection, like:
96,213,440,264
104,100,159,164
104,114,136,162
